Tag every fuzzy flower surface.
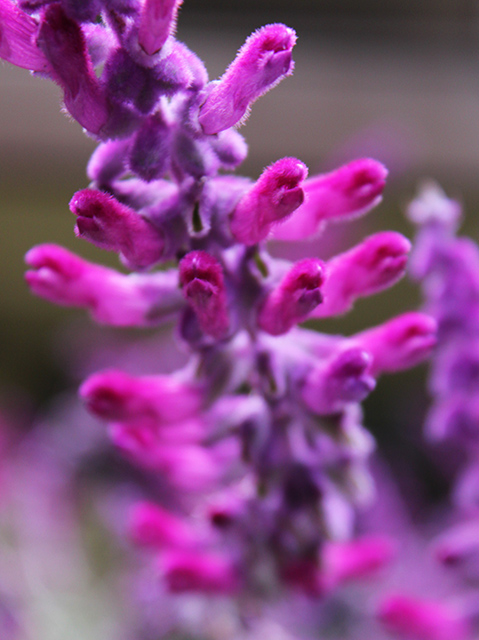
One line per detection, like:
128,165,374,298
1,0,438,619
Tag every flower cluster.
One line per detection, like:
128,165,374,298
409,184,479,586
2,0,438,618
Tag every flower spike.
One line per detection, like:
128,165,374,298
11,0,446,620
198,24,296,135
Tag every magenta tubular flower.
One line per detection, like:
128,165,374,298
378,594,471,640
70,189,165,270
80,370,202,425
25,244,184,326
272,158,388,241
154,441,240,491
25,243,97,307
161,550,241,594
108,422,216,475
10,0,440,620
323,535,396,589
230,157,308,245
258,258,325,335
284,533,395,598
311,231,411,318
198,23,296,134
179,251,230,340
302,347,376,415
129,501,196,549
432,519,479,591
353,312,437,376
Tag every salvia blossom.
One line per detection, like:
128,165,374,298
1,0,447,635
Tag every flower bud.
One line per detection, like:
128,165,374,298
179,251,230,339
129,501,195,549
161,550,240,594
87,138,130,184
353,312,437,376
272,158,388,240
258,258,325,335
311,232,411,318
378,595,470,640
80,370,202,425
25,244,183,326
302,348,376,415
230,158,307,245
323,535,396,588
70,188,165,270
198,24,296,134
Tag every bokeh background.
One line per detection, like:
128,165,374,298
1,0,479,497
